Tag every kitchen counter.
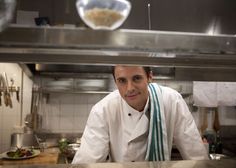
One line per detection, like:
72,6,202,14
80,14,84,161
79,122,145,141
0,159,236,168
0,148,59,165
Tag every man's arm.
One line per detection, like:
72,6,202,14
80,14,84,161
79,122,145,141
173,97,209,160
72,106,109,163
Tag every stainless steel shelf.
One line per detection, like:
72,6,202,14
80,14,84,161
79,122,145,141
0,25,235,67
40,90,110,94
0,25,236,81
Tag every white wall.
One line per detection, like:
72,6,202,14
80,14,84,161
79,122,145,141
0,63,33,153
39,93,107,133
218,106,236,126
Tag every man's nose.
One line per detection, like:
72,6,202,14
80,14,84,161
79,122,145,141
127,81,135,91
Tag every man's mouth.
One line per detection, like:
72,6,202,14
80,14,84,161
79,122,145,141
126,93,139,99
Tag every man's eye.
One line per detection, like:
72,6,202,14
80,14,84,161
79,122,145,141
133,75,143,82
117,78,126,84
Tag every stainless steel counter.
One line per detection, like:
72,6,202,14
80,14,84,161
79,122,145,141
0,160,236,168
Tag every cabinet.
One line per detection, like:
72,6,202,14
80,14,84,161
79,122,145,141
121,0,149,30
16,0,236,34
122,0,236,34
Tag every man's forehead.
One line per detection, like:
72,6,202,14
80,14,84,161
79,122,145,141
114,66,146,77
115,65,145,71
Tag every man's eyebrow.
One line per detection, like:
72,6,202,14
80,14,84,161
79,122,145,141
133,74,143,77
116,77,125,80
132,74,144,78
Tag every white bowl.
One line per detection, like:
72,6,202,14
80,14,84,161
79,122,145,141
76,0,131,30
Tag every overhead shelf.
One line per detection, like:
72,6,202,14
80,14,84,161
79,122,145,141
0,25,236,81
0,25,235,67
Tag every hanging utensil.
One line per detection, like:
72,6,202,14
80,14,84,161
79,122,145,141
201,107,208,135
4,72,12,108
1,73,9,107
213,107,220,133
16,86,20,102
0,91,2,106
147,2,151,30
0,74,3,106
0,82,2,106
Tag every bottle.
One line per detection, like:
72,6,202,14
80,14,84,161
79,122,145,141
203,109,216,154
215,131,223,154
202,137,209,154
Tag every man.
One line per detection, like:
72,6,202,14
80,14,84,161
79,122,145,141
72,65,209,163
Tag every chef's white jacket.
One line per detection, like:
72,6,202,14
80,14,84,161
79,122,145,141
72,85,209,163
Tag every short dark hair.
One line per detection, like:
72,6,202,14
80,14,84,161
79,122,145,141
111,66,151,79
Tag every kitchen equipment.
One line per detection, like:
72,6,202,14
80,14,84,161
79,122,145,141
202,108,217,154
76,0,131,30
213,107,220,132
10,133,39,149
58,138,80,159
0,0,16,32
210,153,227,160
0,73,12,108
24,112,42,133
65,143,80,159
201,108,208,135
3,72,12,108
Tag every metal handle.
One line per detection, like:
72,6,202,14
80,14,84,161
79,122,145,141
147,3,152,30
16,87,20,102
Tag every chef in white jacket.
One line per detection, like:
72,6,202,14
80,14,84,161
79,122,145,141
72,65,209,163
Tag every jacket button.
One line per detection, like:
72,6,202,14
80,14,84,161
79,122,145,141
128,113,131,116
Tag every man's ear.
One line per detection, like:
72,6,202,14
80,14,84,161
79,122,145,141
148,71,153,82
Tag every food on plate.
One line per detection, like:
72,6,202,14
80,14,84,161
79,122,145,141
6,147,34,158
84,8,123,27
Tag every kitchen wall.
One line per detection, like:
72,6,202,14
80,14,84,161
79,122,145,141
39,93,106,133
218,106,236,126
0,63,33,153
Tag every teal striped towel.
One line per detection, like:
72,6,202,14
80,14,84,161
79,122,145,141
145,83,170,161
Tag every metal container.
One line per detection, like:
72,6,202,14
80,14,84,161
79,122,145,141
210,154,227,160
66,143,80,159
58,138,81,159
10,133,39,149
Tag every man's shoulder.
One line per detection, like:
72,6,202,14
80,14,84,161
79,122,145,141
153,83,182,100
102,89,120,101
94,90,121,108
90,90,122,120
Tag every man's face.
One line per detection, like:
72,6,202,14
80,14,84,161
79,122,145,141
114,66,152,111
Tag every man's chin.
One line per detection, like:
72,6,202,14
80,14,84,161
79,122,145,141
125,100,139,109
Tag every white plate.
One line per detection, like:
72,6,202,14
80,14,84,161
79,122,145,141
1,149,40,160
